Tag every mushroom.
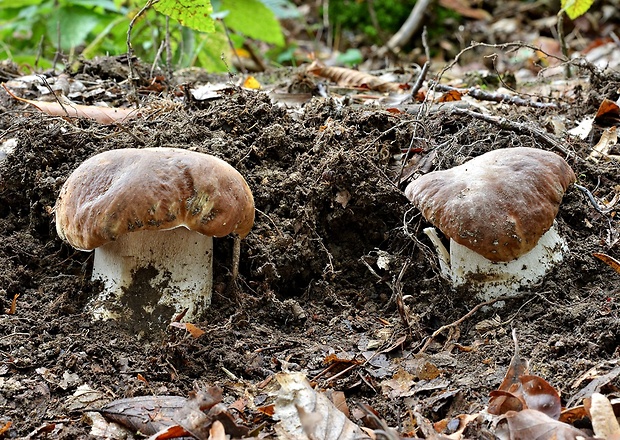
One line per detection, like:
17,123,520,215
55,147,254,327
405,147,575,299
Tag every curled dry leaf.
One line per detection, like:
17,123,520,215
169,322,206,338
588,393,620,439
488,329,529,416
496,409,589,440
518,375,562,420
273,372,368,440
307,61,404,93
99,395,188,435
2,84,138,124
593,253,620,275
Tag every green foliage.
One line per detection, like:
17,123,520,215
219,0,284,46
336,48,362,66
0,0,287,72
152,0,215,34
328,0,417,44
560,0,596,19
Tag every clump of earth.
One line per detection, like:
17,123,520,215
0,56,618,438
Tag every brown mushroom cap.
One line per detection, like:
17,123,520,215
55,148,255,250
405,147,575,262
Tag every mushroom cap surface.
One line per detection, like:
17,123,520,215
405,147,575,262
55,147,255,250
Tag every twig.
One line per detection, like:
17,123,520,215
394,261,412,334
450,107,581,161
165,16,172,79
557,13,572,79
409,27,430,100
437,41,568,82
574,184,615,214
431,83,559,109
418,294,515,353
127,0,156,101
381,0,433,54
222,19,246,75
36,75,71,117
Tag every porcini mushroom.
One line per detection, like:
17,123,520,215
55,147,254,327
405,147,575,299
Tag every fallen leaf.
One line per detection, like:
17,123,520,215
594,98,620,127
273,372,366,440
438,89,463,102
243,76,261,90
6,293,19,314
438,0,492,20
307,61,404,93
588,127,618,162
496,409,589,440
488,329,529,415
99,395,187,435
518,375,562,420
169,322,206,338
593,252,620,274
3,83,138,124
587,393,620,439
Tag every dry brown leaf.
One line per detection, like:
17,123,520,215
438,0,492,20
100,395,188,435
307,61,404,93
595,98,620,127
497,409,589,440
593,252,620,274
3,83,138,124
438,89,463,102
518,375,562,420
169,322,206,338
274,372,366,440
147,424,191,440
488,330,529,415
6,293,19,314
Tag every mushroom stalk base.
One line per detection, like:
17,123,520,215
424,224,567,300
89,227,213,328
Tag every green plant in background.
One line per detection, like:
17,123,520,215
560,0,596,19
327,0,418,45
0,0,292,73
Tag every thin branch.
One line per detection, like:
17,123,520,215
450,106,581,161
432,83,559,109
409,27,430,100
127,0,157,101
418,294,521,353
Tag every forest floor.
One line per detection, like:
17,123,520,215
0,35,619,439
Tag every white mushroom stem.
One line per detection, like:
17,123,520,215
89,227,213,324
424,224,568,300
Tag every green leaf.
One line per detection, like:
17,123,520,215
194,20,228,70
153,0,216,34
219,0,284,46
561,0,595,19
46,5,102,50
261,0,300,19
0,0,44,7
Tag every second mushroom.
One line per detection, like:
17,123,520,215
55,147,255,329
405,147,575,299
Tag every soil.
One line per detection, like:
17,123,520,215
0,56,619,439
